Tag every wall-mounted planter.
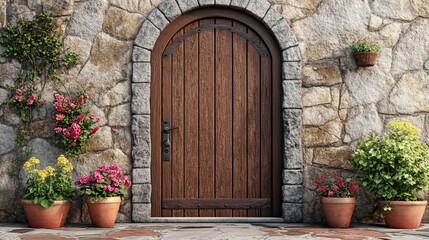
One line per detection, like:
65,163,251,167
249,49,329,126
353,52,378,67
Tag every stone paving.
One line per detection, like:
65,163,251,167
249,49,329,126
1,223,429,240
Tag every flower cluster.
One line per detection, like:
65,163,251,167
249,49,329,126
314,172,359,203
8,88,44,122
23,155,74,208
351,37,381,53
75,164,132,203
53,91,101,157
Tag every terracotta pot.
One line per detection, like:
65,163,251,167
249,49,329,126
321,197,356,228
85,196,121,228
22,199,71,228
380,200,427,229
353,52,378,67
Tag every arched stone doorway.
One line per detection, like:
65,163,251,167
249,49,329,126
131,0,302,222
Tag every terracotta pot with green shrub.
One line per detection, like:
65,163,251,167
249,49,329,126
352,120,429,229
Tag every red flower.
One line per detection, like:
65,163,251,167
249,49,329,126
16,89,22,95
76,114,85,123
26,99,34,105
91,127,100,135
56,114,65,121
327,191,334,197
78,95,85,105
15,96,23,102
38,99,44,104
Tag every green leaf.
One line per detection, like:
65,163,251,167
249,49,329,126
41,199,54,208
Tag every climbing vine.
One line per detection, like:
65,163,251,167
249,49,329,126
0,12,80,174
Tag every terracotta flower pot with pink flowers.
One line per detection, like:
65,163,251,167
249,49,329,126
75,164,132,228
314,172,360,228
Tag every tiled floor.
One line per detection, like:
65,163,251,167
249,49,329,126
1,223,429,239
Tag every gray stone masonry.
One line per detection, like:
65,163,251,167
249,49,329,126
282,80,302,109
158,0,182,21
147,8,170,31
246,0,270,19
135,20,160,50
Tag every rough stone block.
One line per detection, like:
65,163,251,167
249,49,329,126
148,8,170,31
199,0,215,6
0,124,16,155
283,169,303,185
177,0,199,12
135,20,160,50
132,203,151,222
282,80,302,109
230,0,249,8
215,0,231,6
131,115,151,146
246,0,270,19
283,61,301,80
282,47,301,62
158,0,182,21
131,83,150,114
132,184,151,203
132,62,151,83
132,46,151,62
262,6,282,28
133,145,151,168
271,19,297,50
282,203,303,222
133,168,151,184
283,109,303,169
282,185,302,203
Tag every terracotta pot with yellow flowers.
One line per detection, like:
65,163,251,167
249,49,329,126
21,155,74,228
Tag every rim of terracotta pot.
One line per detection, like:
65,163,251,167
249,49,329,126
321,197,356,204
84,196,122,204
380,200,428,206
21,199,72,205
352,52,378,55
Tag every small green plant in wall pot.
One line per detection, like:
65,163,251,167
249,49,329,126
351,37,381,67
352,120,429,229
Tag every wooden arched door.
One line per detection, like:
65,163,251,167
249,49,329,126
151,8,282,217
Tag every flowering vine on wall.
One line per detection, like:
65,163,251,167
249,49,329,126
53,91,101,157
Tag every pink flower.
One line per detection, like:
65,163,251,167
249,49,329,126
327,191,334,197
64,123,82,140
84,93,89,99
316,186,325,193
76,114,85,123
16,89,22,95
54,102,66,112
56,114,65,121
90,127,100,135
71,142,77,146
54,127,63,133
55,94,64,103
26,99,34,105
15,96,23,102
331,185,339,191
78,95,85,105
38,99,44,104
29,93,36,100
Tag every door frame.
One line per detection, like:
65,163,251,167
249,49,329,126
151,8,281,217
131,2,303,222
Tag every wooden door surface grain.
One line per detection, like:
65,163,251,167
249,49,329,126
151,9,282,218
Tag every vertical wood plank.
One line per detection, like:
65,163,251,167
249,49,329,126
161,54,172,217
151,40,162,217
232,21,248,217
247,27,261,217
184,21,199,217
171,29,185,217
199,19,216,217
260,51,272,217
215,18,233,217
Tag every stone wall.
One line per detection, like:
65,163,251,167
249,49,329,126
0,0,429,223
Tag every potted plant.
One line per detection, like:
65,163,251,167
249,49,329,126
314,171,360,228
75,164,132,228
21,155,74,228
352,120,429,229
351,37,381,67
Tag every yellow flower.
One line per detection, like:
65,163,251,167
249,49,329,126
387,120,418,136
32,169,48,182
45,166,56,177
23,157,40,171
56,155,73,173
